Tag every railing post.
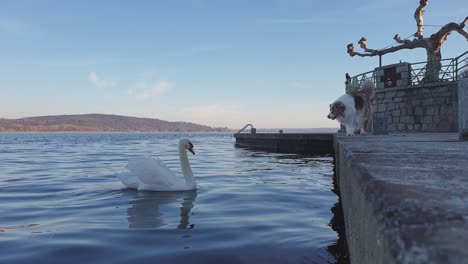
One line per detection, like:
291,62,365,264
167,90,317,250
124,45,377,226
236,124,255,134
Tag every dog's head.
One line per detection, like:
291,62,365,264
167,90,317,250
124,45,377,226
327,101,345,120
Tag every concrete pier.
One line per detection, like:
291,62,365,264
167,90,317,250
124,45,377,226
334,133,468,263
234,133,334,155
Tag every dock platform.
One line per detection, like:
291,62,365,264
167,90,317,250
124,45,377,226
234,133,335,155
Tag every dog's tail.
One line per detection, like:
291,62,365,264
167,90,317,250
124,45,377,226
360,79,375,99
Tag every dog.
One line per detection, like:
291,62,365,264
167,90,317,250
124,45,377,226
327,79,375,136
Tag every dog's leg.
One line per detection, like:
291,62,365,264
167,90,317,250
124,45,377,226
352,117,360,135
345,125,354,136
362,106,371,135
362,116,370,135
359,118,366,135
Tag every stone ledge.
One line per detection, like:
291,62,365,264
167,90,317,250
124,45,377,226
334,133,468,264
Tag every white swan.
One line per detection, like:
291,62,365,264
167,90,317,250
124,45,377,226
117,139,196,191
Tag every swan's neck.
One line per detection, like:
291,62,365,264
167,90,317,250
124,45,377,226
179,144,196,188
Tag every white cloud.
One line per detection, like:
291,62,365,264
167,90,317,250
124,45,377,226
128,80,173,99
180,104,248,128
0,17,28,34
88,72,116,88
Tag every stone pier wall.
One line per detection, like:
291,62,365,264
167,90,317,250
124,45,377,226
459,79,468,140
373,82,458,133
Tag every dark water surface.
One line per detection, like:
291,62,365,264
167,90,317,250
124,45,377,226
0,133,347,263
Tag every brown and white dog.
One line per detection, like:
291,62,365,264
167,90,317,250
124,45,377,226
327,79,375,136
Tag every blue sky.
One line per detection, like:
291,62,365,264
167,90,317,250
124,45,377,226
1,0,467,128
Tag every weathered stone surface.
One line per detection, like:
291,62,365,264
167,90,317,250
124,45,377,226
422,98,434,104
440,105,451,115
422,123,434,131
385,91,397,98
372,82,458,133
414,106,424,116
459,79,468,140
400,116,415,124
396,64,409,73
425,106,435,115
411,99,422,106
421,115,433,124
435,86,448,93
397,79,408,86
378,104,387,112
334,133,468,264
373,116,388,135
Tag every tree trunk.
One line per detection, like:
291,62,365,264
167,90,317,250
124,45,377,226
424,41,442,81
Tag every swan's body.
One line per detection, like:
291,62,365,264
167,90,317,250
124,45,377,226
117,139,196,191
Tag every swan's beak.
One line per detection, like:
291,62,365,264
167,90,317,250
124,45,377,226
188,147,195,155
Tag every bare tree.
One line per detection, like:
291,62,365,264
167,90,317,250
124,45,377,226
347,0,468,81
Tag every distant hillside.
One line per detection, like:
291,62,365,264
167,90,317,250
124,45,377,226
0,114,230,132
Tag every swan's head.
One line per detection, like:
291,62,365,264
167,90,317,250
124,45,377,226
180,139,195,155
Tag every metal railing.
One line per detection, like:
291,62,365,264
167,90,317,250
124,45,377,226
345,70,376,93
236,124,255,134
345,51,468,92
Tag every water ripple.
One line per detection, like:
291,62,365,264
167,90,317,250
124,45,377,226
0,132,343,264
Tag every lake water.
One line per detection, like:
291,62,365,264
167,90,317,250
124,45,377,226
0,132,347,264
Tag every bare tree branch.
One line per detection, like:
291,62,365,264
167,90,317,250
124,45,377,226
394,34,412,44
347,1,467,81
429,17,468,42
358,37,377,53
348,40,425,57
414,0,428,38
347,17,468,58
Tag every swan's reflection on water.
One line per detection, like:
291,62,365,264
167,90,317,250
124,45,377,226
123,190,197,229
